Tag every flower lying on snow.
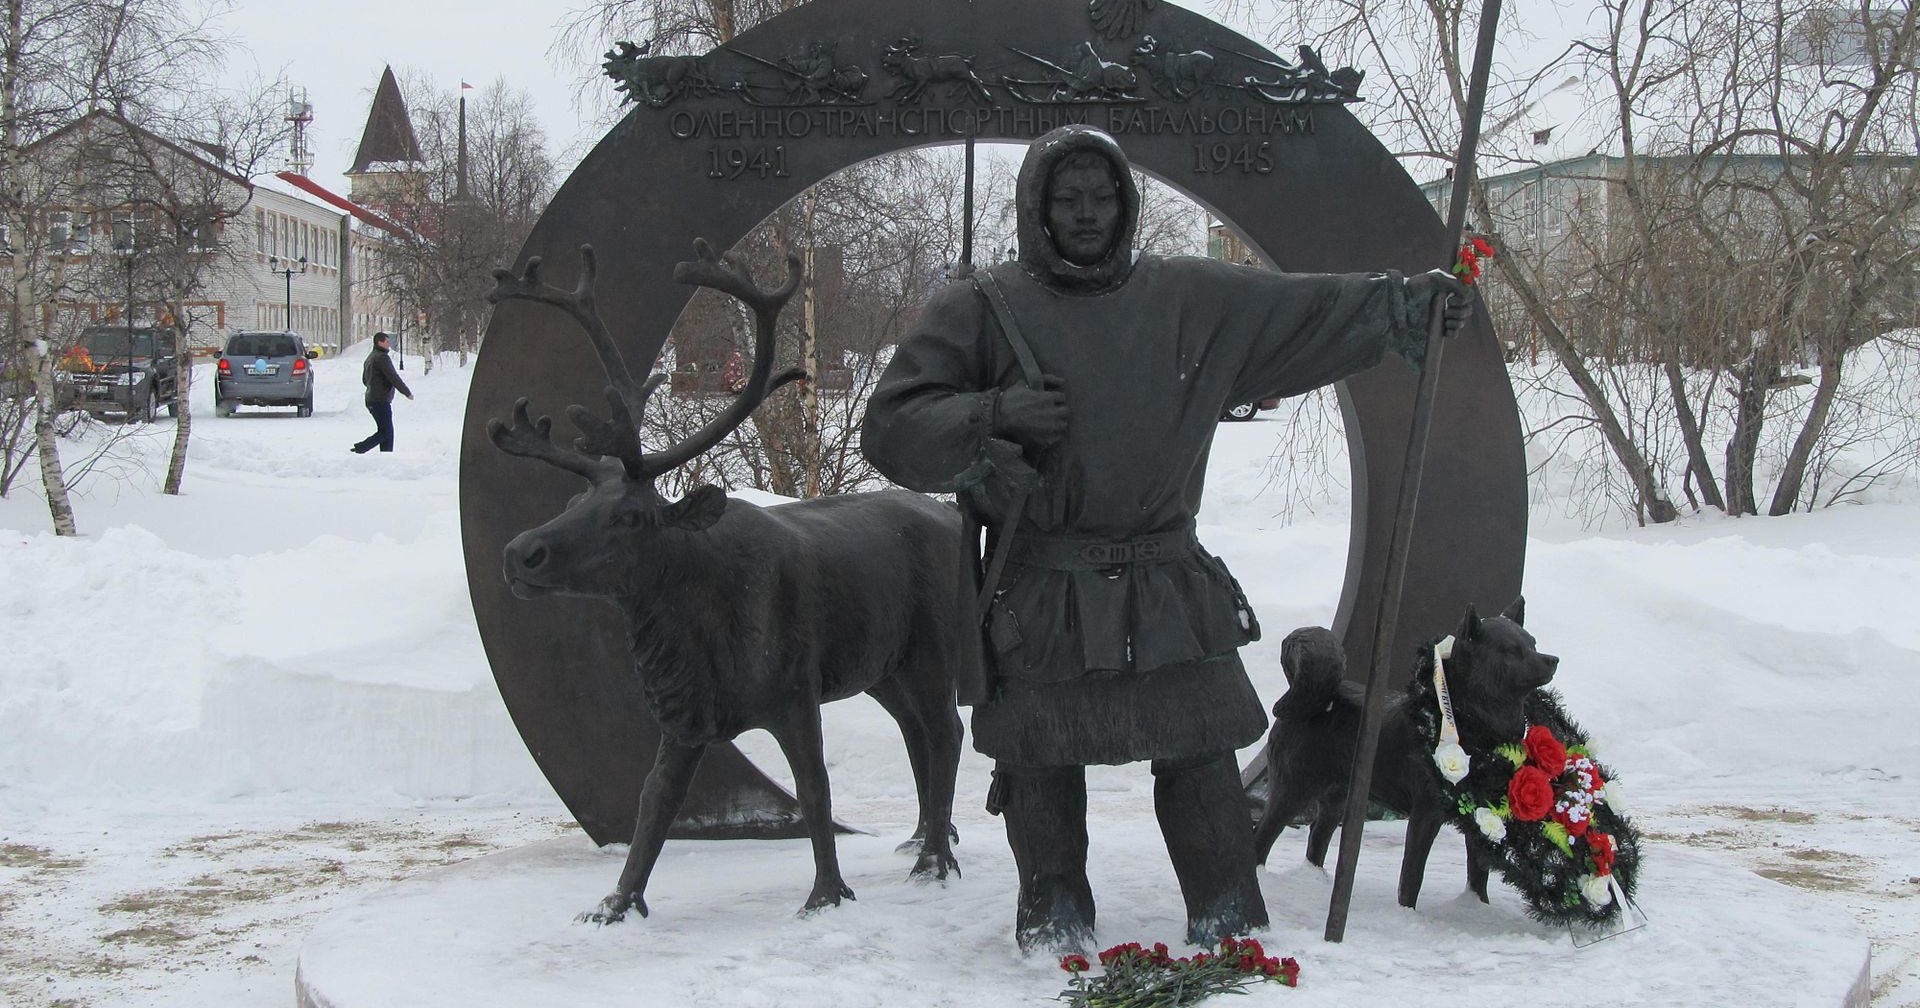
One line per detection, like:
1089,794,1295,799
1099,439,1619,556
1059,936,1299,1006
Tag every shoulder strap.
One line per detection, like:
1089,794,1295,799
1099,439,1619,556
973,271,1044,388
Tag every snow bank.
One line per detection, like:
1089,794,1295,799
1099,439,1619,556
0,351,546,804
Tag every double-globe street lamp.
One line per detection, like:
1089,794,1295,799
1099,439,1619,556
267,254,307,332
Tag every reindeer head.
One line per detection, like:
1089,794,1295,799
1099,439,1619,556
880,37,919,68
486,241,804,600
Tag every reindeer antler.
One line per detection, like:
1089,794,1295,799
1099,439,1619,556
646,239,806,475
487,398,619,482
488,240,805,482
490,245,657,476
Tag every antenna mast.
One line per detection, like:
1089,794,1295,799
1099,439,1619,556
286,87,314,176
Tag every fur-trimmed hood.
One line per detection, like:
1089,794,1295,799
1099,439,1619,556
1015,125,1140,295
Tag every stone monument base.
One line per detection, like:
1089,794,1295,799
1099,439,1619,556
296,827,1869,1007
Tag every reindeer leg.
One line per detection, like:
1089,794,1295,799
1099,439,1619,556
868,678,962,877
866,681,934,852
579,736,706,924
917,701,964,880
772,707,854,914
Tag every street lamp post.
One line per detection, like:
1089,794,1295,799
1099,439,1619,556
113,222,138,421
267,254,307,331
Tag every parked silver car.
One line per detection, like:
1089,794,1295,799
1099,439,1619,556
215,331,316,417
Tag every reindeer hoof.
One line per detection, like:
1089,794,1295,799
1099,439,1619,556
799,880,855,915
909,848,961,882
895,823,960,855
577,891,646,925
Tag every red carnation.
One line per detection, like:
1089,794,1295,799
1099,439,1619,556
1524,725,1568,773
1553,807,1590,837
1454,239,1494,285
1507,765,1555,821
1061,954,1090,973
1589,831,1616,874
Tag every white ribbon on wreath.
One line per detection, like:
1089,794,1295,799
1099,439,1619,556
1429,635,1470,784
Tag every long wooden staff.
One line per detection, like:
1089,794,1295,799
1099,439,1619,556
1324,0,1504,943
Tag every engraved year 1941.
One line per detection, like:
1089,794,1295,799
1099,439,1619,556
707,145,791,180
1192,141,1274,175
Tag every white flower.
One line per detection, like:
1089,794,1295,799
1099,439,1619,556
1474,806,1507,842
1598,779,1623,814
1433,741,1470,784
1581,874,1614,908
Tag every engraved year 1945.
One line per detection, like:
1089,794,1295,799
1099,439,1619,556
1192,141,1273,175
707,145,791,180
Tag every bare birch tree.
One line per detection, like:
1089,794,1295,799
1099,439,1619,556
1236,0,1920,523
3,0,284,528
80,86,289,495
378,75,555,374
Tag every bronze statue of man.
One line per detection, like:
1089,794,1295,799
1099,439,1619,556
862,125,1469,953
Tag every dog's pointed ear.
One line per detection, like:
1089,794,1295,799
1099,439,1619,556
1456,603,1481,641
1502,595,1526,627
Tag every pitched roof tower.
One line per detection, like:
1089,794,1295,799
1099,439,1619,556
345,66,427,208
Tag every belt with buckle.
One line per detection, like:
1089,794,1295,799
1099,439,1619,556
1010,523,1195,571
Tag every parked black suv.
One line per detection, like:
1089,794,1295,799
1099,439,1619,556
215,330,317,417
55,325,181,421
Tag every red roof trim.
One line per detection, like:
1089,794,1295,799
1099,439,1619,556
274,172,406,237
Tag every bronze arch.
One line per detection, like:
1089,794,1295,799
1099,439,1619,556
460,0,1526,844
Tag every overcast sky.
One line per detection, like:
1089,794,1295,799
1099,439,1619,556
216,0,607,196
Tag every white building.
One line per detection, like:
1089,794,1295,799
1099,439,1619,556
4,110,405,356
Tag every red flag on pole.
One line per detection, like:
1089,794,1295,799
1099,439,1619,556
460,81,473,90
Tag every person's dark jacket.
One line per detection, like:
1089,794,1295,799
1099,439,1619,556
362,345,412,404
861,125,1414,765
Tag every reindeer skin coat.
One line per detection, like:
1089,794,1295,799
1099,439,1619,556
863,126,1423,767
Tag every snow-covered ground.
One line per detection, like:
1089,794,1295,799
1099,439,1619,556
2,346,1917,1006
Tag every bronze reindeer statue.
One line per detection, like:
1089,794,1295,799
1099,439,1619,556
487,241,975,922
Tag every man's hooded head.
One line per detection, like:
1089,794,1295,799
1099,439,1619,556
1016,126,1140,295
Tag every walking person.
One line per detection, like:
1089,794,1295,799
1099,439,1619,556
352,332,413,453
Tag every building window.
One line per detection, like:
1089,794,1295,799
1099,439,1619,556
257,209,267,254
48,210,91,254
181,215,217,252
109,211,135,252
